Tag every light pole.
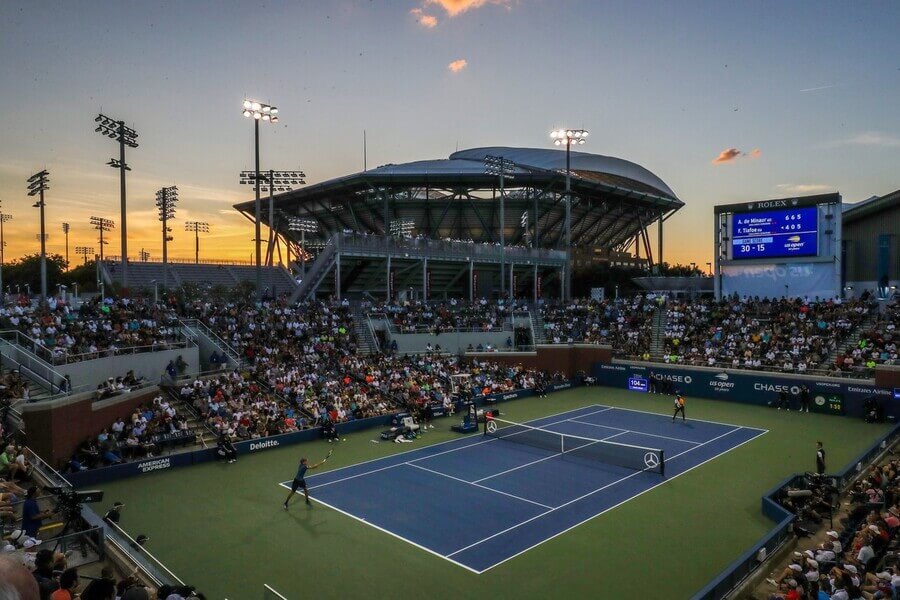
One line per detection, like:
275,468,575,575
62,222,70,269
185,221,210,264
139,249,150,262
240,169,305,266
706,262,712,276
288,217,318,280
94,114,138,289
0,211,11,297
484,155,515,299
241,98,279,301
90,216,115,262
156,186,178,289
550,128,588,301
76,246,94,265
27,170,50,305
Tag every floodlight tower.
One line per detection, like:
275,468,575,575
156,186,178,289
27,170,50,304
184,221,210,264
90,216,115,261
0,210,11,295
484,155,515,298
94,113,138,289
240,98,279,301
240,169,305,266
76,246,94,265
550,128,588,300
288,217,318,280
61,222,70,268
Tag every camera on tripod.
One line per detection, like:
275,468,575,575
44,486,104,520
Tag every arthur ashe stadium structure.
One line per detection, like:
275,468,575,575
233,147,683,301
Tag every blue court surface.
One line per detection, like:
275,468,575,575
279,404,767,573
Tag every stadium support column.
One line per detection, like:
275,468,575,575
533,264,538,304
469,260,474,302
509,263,514,300
422,258,427,301
658,215,664,271
386,255,391,301
267,169,275,267
335,252,341,300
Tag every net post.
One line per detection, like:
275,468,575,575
659,450,665,477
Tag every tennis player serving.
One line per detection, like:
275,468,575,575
283,450,332,509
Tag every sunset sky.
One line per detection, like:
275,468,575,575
0,1,898,267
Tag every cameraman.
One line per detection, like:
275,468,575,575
22,486,54,538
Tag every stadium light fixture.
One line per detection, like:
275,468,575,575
288,217,318,280
76,246,94,265
549,128,589,301
241,98,280,300
0,208,11,295
89,216,115,261
156,186,178,289
94,113,138,290
27,169,50,304
185,221,210,264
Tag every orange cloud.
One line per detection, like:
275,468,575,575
410,8,438,28
426,0,512,17
448,59,468,73
711,147,762,164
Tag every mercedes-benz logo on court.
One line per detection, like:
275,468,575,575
486,420,498,433
644,452,660,469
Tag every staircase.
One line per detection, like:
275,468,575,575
179,319,245,370
289,243,337,303
531,310,548,344
821,311,878,370
162,385,218,449
649,307,668,358
351,303,378,355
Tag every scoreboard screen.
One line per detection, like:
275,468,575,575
732,206,818,260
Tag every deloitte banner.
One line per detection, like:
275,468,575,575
594,363,894,418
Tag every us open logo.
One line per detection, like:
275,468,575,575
643,452,660,469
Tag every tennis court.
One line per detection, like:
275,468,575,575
279,404,767,573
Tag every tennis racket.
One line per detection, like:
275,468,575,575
323,449,334,462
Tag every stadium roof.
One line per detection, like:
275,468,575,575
234,146,683,252
842,189,900,223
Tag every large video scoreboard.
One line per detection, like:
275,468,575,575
731,206,818,260
713,193,842,300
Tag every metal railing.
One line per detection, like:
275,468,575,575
333,231,568,264
105,520,185,588
179,318,245,368
105,256,256,266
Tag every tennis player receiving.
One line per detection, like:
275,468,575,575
283,450,332,508
672,392,686,423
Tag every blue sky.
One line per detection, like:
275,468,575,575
0,0,897,265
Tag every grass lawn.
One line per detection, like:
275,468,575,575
99,387,891,599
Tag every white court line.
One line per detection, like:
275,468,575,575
594,404,769,433
476,427,768,573
406,463,555,510
283,489,482,575
472,431,630,484
304,406,615,491
568,419,702,446
447,425,746,559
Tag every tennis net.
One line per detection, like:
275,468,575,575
484,416,665,475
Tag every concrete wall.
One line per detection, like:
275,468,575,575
467,344,613,378
55,346,200,393
389,331,516,354
876,365,900,390
21,386,163,467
